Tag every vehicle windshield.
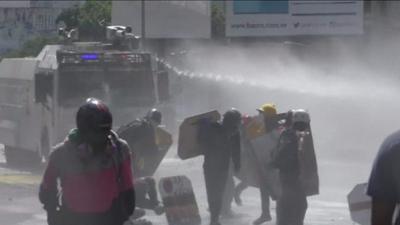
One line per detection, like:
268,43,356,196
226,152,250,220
58,65,155,107
58,67,107,107
106,67,155,106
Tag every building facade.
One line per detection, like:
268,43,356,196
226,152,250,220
0,1,83,54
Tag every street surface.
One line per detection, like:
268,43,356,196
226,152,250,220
0,144,367,225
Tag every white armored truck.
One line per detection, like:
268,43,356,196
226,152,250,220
0,27,170,165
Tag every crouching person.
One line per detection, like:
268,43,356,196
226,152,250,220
39,98,135,225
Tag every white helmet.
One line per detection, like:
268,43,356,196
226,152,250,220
292,109,310,124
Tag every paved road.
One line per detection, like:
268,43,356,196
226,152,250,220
0,146,45,225
0,146,363,225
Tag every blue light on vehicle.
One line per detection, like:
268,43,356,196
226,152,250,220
80,54,99,60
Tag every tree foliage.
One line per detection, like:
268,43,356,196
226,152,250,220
211,3,226,38
3,1,112,58
55,5,79,30
56,0,112,41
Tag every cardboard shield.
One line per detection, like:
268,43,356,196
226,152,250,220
236,114,282,199
347,183,371,225
178,110,221,160
118,122,172,178
159,175,201,225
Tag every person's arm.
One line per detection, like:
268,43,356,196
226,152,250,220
39,153,58,210
371,199,396,225
39,150,61,225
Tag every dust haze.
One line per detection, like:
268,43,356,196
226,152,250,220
164,34,400,191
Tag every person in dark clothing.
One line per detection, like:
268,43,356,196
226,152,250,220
120,108,162,160
39,98,135,225
117,108,162,176
133,109,161,175
273,109,310,225
367,129,400,225
198,109,242,225
118,108,165,219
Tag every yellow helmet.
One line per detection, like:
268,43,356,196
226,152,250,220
257,103,277,116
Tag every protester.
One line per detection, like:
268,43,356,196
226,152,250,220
273,109,311,225
39,98,135,225
198,109,242,225
254,103,280,224
117,108,165,218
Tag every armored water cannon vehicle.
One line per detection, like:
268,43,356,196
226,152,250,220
0,26,170,165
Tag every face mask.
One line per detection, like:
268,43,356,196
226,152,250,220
293,122,308,132
85,127,111,147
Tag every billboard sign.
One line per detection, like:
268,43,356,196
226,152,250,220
226,0,364,36
112,1,211,39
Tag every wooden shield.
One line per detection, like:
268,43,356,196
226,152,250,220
177,110,221,160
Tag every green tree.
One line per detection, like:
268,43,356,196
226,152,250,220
55,5,79,30
56,0,112,41
2,1,111,58
211,2,226,38
78,0,111,40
